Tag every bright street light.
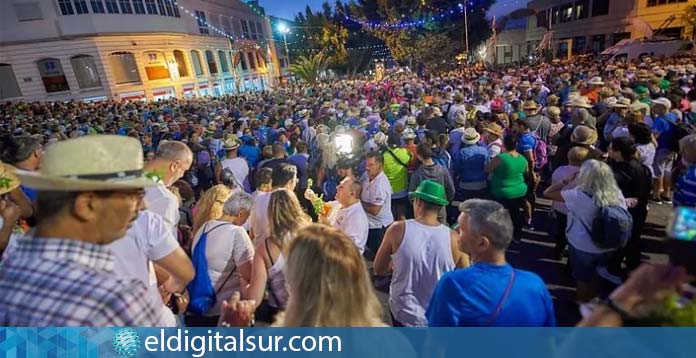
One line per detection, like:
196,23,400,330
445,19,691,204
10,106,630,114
276,23,290,74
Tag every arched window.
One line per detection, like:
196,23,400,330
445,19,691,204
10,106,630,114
205,50,218,75
37,58,70,93
218,50,229,73
70,55,102,89
0,64,22,99
190,50,204,76
108,52,141,84
173,50,189,77
143,51,170,81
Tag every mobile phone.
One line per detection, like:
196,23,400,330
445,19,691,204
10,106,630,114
667,207,696,274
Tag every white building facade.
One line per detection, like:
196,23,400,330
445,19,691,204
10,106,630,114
0,0,282,102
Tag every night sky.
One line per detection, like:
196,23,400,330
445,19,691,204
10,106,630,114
259,0,529,21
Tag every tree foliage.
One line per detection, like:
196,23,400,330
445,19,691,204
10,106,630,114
288,53,329,85
290,0,495,74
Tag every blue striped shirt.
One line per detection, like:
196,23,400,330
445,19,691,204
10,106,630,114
0,237,160,326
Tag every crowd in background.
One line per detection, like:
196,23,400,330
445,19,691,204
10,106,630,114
1,53,696,327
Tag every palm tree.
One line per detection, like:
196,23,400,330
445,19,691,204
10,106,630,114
683,4,696,52
288,52,329,85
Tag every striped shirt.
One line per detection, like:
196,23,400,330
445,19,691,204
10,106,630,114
0,237,160,326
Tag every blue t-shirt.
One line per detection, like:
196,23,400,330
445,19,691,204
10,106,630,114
674,164,696,207
426,263,556,327
517,132,536,154
652,113,677,150
20,185,37,202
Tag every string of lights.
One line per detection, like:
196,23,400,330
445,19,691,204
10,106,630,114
340,4,467,29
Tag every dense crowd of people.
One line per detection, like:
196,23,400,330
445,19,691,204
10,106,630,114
0,53,695,327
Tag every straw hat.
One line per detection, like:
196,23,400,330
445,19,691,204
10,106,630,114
223,137,240,150
0,163,20,195
519,81,531,88
567,96,592,109
547,106,561,119
636,69,650,78
588,77,605,85
483,123,504,138
15,135,156,191
461,128,481,145
522,100,539,110
373,132,388,146
686,64,696,74
611,98,631,109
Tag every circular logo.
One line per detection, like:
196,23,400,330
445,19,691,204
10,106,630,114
112,328,141,357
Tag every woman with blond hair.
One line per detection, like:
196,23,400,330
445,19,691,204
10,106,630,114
192,184,233,235
278,224,385,326
244,188,310,322
544,159,628,303
185,192,255,327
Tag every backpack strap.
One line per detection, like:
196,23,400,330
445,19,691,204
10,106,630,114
385,148,410,168
486,269,516,326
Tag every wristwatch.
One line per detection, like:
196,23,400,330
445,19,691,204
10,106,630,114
604,298,635,324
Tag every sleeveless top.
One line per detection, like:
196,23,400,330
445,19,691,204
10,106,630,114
389,220,455,326
265,238,288,309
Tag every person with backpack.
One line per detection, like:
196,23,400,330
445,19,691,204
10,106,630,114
513,119,545,229
544,159,632,304
650,97,679,204
185,192,255,327
383,133,412,221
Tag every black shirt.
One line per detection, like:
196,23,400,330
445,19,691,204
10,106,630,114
426,117,449,136
611,159,652,207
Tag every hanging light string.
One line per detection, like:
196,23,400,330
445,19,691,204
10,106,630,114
340,4,469,29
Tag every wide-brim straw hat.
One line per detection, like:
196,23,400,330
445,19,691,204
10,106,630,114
16,135,156,191
611,98,631,108
588,77,605,85
461,128,481,145
0,163,20,195
568,96,592,109
523,100,539,110
483,123,504,137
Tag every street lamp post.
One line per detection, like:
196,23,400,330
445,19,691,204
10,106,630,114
277,23,290,72
460,3,469,71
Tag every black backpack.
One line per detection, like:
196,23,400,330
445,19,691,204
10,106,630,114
666,117,696,153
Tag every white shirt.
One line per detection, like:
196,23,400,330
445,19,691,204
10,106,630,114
249,191,271,244
361,171,394,229
191,220,255,315
145,183,179,236
550,165,580,215
332,201,369,254
221,157,249,189
561,188,625,254
108,211,179,326
390,220,454,326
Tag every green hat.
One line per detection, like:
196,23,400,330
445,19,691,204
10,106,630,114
409,179,448,206
634,85,648,95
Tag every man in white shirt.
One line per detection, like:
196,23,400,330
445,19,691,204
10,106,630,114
361,151,394,258
249,163,297,244
329,177,369,254
143,141,193,235
108,211,194,326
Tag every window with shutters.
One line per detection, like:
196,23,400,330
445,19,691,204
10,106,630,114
57,0,75,15
90,0,105,13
